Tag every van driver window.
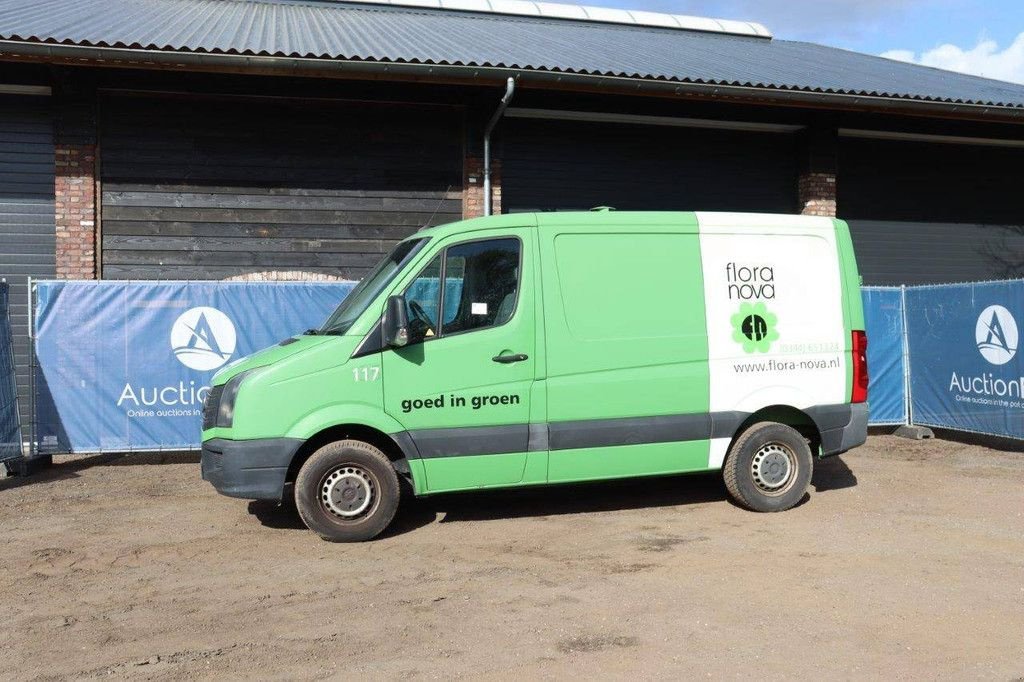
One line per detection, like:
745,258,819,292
404,238,520,342
442,238,520,334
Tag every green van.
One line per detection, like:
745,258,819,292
201,211,868,541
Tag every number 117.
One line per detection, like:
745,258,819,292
352,366,380,382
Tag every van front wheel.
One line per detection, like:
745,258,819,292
723,422,813,512
295,440,400,542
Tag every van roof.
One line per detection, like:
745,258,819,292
415,211,839,239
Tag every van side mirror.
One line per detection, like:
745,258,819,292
383,295,409,348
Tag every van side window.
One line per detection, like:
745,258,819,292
441,238,521,335
402,237,521,342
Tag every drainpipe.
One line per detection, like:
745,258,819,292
483,77,516,216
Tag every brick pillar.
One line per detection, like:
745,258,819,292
463,156,501,219
55,144,97,279
797,125,838,218
490,158,502,216
798,172,836,217
54,73,98,279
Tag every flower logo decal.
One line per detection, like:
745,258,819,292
731,302,779,353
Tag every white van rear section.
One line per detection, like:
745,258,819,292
696,213,848,466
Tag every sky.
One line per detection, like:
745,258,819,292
583,0,1024,84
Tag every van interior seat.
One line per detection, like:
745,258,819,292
495,291,516,325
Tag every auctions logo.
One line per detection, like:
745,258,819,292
975,304,1017,366
949,303,1024,408
170,307,237,371
117,306,236,418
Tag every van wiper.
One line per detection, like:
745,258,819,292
303,328,319,335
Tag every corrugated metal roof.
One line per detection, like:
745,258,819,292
1,0,1023,109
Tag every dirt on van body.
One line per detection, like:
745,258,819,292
1,435,1022,680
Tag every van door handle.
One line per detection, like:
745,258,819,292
492,353,528,363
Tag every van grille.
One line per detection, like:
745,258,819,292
202,384,224,431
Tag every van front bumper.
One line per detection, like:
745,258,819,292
201,437,304,500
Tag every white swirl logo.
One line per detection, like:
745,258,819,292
170,307,237,371
975,304,1017,366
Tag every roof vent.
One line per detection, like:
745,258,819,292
340,0,772,38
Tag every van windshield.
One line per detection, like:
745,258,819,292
320,238,427,335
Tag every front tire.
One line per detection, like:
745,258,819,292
723,422,813,512
295,440,400,542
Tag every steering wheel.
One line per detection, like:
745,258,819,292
408,300,435,336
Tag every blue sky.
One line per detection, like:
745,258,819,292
584,0,1024,83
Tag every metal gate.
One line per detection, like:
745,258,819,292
0,281,23,463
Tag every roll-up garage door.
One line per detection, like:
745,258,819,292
502,117,798,214
100,95,463,280
0,95,54,446
839,136,1024,285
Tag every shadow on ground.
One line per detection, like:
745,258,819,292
249,456,859,538
1,449,859,538
931,428,1024,453
871,424,1024,454
812,456,858,492
0,451,200,492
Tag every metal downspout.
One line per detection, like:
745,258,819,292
483,77,515,216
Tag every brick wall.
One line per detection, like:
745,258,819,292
798,171,837,217
54,144,97,279
463,156,500,218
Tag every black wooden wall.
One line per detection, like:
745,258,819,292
839,137,1024,285
501,118,799,213
0,95,55,440
100,95,463,280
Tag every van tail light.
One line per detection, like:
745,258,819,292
851,330,868,404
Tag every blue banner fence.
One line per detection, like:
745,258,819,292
32,280,355,453
861,287,908,425
1,282,22,462
904,280,1024,440
24,279,1024,454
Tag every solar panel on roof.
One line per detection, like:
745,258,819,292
337,0,772,37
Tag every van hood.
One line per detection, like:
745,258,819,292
211,335,335,385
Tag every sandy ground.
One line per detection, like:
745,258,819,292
0,435,1022,680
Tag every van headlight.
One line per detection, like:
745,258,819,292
215,369,259,428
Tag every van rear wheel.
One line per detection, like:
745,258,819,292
723,422,812,512
295,440,400,542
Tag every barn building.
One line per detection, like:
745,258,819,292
2,0,1024,430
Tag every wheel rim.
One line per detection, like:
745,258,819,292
320,465,377,520
750,442,798,496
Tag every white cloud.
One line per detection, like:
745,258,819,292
881,33,1024,85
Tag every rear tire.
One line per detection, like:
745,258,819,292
295,439,400,542
723,422,812,512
